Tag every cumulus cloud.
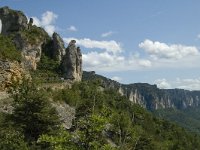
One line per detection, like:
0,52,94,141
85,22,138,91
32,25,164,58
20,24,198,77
82,51,125,71
64,38,122,54
175,77,200,91
111,76,122,82
139,39,199,60
101,31,114,37
32,11,58,35
154,79,171,89
63,37,152,71
138,59,152,67
154,77,200,90
67,25,77,32
0,19,2,33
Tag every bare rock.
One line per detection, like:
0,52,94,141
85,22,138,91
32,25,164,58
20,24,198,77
52,102,75,129
0,6,28,35
13,32,44,70
52,32,65,62
61,40,82,81
0,60,24,91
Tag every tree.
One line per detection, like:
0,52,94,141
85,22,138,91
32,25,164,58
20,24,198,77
0,127,28,150
9,78,61,142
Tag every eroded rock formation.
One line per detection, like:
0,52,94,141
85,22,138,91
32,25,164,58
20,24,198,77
0,6,28,35
61,40,82,82
52,32,65,62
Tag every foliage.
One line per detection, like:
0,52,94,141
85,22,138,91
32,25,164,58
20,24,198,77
21,25,49,45
153,107,200,135
0,126,28,150
0,34,22,61
8,78,61,141
50,80,200,149
38,128,78,150
1,77,200,149
31,54,61,83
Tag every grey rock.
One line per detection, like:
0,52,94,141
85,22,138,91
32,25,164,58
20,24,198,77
0,6,28,35
61,40,82,81
52,32,65,62
52,102,75,129
13,32,43,70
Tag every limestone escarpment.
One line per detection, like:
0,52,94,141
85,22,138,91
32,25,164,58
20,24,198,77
61,40,82,81
83,71,200,110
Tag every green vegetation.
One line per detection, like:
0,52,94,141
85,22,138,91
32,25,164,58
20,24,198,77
0,34,22,61
21,25,49,45
153,107,200,135
0,78,200,149
31,54,61,83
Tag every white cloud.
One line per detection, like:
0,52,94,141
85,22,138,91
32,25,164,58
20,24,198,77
101,31,114,37
41,11,57,26
139,39,199,60
0,19,2,33
154,79,171,89
63,37,153,71
64,38,122,54
82,51,125,71
67,25,77,32
154,77,200,90
175,77,200,91
111,76,122,82
32,11,58,35
138,59,152,67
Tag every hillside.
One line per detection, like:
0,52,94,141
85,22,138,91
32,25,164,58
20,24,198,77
83,71,200,110
1,6,200,149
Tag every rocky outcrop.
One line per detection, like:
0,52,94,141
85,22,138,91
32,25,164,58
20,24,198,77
0,6,28,35
13,32,45,70
52,32,65,62
0,7,50,70
52,102,75,129
61,40,82,81
0,60,24,91
0,7,83,84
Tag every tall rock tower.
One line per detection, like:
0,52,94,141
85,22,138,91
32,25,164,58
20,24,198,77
61,40,82,82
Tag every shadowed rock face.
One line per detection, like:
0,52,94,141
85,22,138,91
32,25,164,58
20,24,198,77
61,40,82,82
0,6,28,35
52,32,65,62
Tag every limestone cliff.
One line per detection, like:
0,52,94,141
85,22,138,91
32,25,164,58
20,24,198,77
83,71,200,110
0,6,82,83
61,40,82,81
0,6,50,70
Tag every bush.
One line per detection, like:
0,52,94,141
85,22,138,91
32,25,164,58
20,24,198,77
0,34,22,61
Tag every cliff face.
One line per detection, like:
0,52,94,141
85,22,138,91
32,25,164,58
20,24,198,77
0,6,82,89
0,6,28,35
83,71,200,110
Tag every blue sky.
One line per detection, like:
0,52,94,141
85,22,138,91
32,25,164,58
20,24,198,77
1,0,200,90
